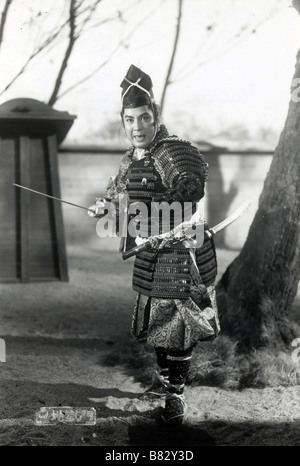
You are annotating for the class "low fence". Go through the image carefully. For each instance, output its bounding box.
[57,146,273,250]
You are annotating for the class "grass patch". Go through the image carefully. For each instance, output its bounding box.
[101,333,300,390]
[187,336,240,389]
[238,348,300,388]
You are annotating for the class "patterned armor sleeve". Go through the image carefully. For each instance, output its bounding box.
[104,150,133,203]
[151,139,209,203]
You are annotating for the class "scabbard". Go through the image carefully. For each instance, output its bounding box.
[121,200,250,260]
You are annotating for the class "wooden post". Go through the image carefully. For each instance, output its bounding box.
[19,136,30,283]
[46,134,68,281]
[0,98,76,283]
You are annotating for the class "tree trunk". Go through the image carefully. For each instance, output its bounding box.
[216,48,300,352]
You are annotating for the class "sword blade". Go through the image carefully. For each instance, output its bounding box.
[13,183,94,213]
[209,200,251,236]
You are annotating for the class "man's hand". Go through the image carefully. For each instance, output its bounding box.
[87,198,106,217]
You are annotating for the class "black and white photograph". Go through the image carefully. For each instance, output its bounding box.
[0,0,299,451]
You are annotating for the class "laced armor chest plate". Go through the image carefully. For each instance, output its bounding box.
[125,152,165,203]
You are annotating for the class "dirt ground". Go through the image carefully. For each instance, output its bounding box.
[0,237,300,448]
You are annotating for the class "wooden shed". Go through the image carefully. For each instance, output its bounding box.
[0,98,76,283]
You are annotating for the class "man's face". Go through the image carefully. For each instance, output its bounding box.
[123,106,156,149]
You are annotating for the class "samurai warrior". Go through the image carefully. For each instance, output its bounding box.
[88,65,220,427]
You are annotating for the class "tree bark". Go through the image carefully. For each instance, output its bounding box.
[216,48,300,352]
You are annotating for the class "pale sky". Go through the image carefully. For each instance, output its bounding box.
[0,0,299,148]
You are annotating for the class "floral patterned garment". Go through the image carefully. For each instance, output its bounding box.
[131,287,220,351]
[131,251,220,351]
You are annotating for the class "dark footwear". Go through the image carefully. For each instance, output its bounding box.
[139,371,170,401]
[161,392,186,427]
